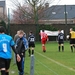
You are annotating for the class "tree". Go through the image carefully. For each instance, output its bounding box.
[9,0,51,24]
[12,5,34,24]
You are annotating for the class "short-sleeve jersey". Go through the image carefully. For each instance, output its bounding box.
[40,32,48,40]
[70,31,75,39]
[28,34,35,43]
[58,32,64,41]
[0,34,15,59]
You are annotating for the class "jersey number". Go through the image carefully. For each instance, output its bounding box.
[30,38,34,42]
[3,43,7,52]
[60,36,63,39]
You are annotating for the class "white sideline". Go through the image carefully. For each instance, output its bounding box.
[35,51,75,72]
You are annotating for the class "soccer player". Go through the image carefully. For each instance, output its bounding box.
[0,26,21,75]
[28,31,35,56]
[69,28,75,52]
[57,30,64,52]
[15,30,28,75]
[39,30,48,52]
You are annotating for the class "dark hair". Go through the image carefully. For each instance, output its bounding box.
[0,26,5,33]
[42,30,44,32]
[30,31,32,34]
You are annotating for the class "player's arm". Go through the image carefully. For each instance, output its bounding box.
[10,38,21,62]
[11,45,21,62]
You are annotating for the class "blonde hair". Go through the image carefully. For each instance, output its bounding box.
[18,30,24,35]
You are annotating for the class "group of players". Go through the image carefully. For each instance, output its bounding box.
[57,28,75,52]
[40,28,75,53]
[0,26,75,75]
[0,26,35,75]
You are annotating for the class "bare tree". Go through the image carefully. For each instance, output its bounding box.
[8,0,51,24]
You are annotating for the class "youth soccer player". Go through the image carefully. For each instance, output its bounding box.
[15,30,28,75]
[28,31,35,56]
[39,30,48,52]
[69,28,75,52]
[57,30,64,52]
[0,26,21,75]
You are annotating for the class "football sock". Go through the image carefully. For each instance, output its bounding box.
[73,45,75,48]
[1,70,6,75]
[32,50,34,54]
[71,46,73,52]
[42,46,46,51]
[58,46,60,52]
[28,49,31,56]
[62,46,64,52]
[6,72,9,75]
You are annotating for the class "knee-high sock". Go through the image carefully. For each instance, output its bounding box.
[42,45,46,51]
[71,46,73,52]
[32,50,34,54]
[1,70,6,75]
[28,49,31,55]
[62,46,64,51]
[6,72,9,75]
[58,46,60,52]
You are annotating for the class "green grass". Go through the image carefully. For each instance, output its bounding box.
[10,41,75,75]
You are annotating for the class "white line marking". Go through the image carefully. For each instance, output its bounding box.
[35,57,59,75]
[35,51,75,72]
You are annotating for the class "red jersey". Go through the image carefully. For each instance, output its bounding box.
[40,32,48,40]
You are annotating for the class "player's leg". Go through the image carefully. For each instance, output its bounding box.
[28,43,31,56]
[41,39,46,52]
[20,56,25,75]
[61,43,64,52]
[0,58,6,75]
[70,39,73,52]
[5,59,11,75]
[28,48,31,56]
[31,43,35,55]
[31,47,34,55]
[58,42,61,52]
[16,56,24,75]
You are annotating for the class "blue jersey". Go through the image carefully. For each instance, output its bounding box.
[0,34,15,59]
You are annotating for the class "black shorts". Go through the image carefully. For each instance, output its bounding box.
[58,41,64,44]
[70,39,75,44]
[0,58,11,70]
[29,42,35,47]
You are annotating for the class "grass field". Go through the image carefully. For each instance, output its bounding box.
[10,41,75,75]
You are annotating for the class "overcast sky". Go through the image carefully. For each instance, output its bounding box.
[6,0,75,15]
[6,0,75,9]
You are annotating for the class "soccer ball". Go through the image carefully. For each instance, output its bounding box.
[66,35,69,39]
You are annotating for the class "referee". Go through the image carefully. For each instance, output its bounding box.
[69,28,75,52]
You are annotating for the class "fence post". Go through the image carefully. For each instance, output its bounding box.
[30,55,34,75]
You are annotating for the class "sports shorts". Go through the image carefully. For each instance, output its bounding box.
[70,39,75,44]
[29,42,35,47]
[0,57,11,70]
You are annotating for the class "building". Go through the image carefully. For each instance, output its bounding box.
[39,5,75,24]
[0,0,6,19]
